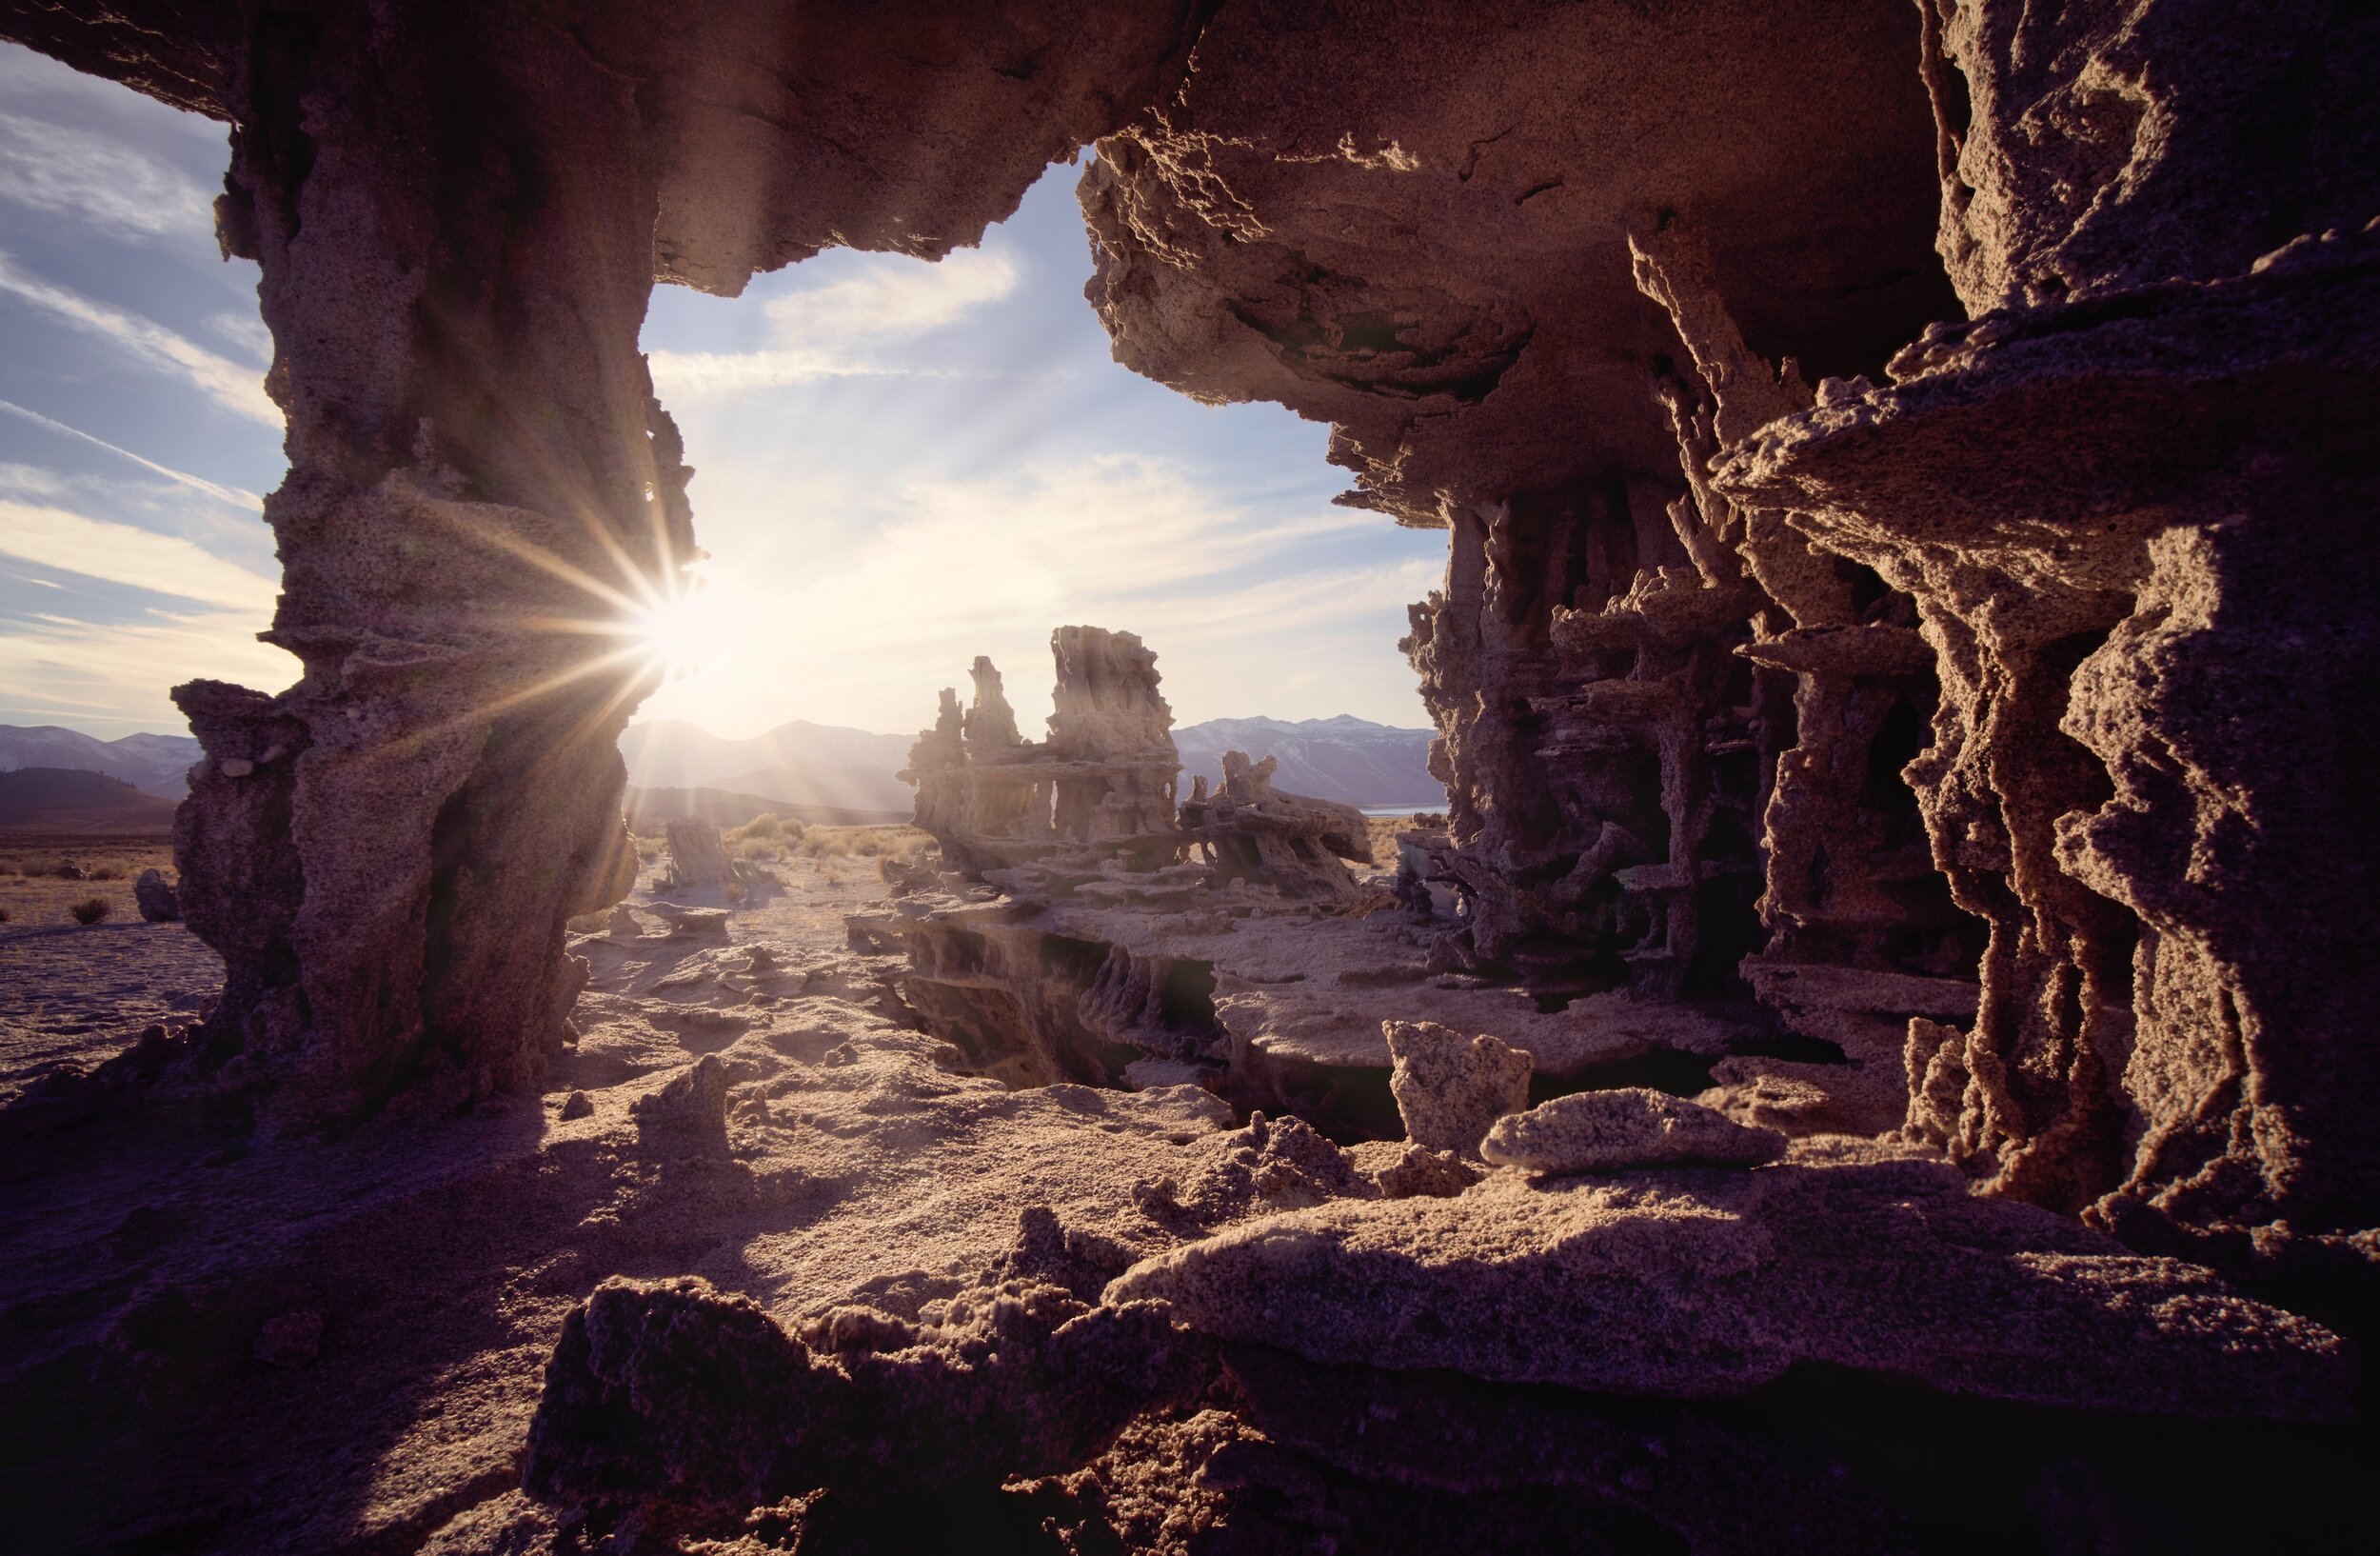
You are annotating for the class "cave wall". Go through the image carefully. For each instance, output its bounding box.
[1079,0,2380,1264]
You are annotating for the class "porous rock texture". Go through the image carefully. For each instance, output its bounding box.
[1078,0,2380,1274]
[1382,1018,1530,1157]
[663,820,735,889]
[1478,1087,1786,1174]
[1106,1152,2353,1418]
[6,0,2380,1550]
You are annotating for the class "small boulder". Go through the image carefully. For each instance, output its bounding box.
[1480,1087,1786,1174]
[134,868,180,923]
[559,1090,594,1121]
[662,907,732,939]
[664,819,735,887]
[631,1054,728,1155]
[1383,1019,1533,1157]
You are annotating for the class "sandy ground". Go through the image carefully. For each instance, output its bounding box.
[0,828,1258,1552]
[0,836,221,1106]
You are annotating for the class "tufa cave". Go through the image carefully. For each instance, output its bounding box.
[1,2,2376,1552]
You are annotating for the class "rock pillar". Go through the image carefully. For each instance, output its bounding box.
[174,5,684,1120]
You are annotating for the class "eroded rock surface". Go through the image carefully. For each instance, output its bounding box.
[1479,1087,1785,1174]
[1384,1019,1531,1157]
[4,0,2376,1550]
[1108,1161,2354,1419]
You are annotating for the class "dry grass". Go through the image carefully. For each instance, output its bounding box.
[712,815,930,867]
[69,897,111,925]
[1363,811,1443,867]
[720,813,808,861]
[803,823,932,863]
[0,837,173,930]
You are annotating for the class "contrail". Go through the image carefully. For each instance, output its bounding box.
[0,396,266,511]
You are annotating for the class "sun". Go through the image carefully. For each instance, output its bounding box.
[627,584,721,681]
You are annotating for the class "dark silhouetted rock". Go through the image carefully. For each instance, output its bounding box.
[133,868,179,923]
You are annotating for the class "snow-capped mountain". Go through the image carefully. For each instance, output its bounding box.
[0,725,204,798]
[1174,715,1440,808]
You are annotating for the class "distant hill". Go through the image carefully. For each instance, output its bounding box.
[0,767,181,833]
[619,720,911,813]
[0,725,203,798]
[619,712,1443,817]
[1175,715,1440,808]
[623,785,906,833]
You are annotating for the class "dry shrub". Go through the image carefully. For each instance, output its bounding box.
[0,905,12,925]
[800,824,929,863]
[86,865,124,882]
[724,813,805,862]
[69,897,111,925]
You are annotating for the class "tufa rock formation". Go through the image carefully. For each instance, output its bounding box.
[5,0,2377,1549]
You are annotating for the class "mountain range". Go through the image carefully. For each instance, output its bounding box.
[1172,715,1440,808]
[2,710,1445,823]
[620,712,1440,810]
[0,767,183,832]
[0,725,204,799]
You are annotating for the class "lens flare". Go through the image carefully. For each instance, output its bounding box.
[627,584,719,680]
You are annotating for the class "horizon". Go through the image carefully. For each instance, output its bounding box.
[0,704,1438,747]
[0,41,1448,744]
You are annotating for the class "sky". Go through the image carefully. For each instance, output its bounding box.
[0,40,1447,743]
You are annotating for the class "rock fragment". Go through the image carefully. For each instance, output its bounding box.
[1479,1088,1786,1174]
[665,819,734,888]
[1106,1165,2356,1419]
[1383,1020,1533,1157]
[631,1055,728,1156]
[132,868,179,923]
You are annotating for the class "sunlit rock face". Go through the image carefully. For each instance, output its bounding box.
[1080,0,2380,1266]
[1081,1,1983,1091]
[1720,0,2380,1250]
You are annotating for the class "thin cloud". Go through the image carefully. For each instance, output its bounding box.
[765,247,1019,342]
[648,247,1020,400]
[633,452,1443,735]
[0,498,278,611]
[0,399,265,509]
[207,309,274,365]
[0,108,214,242]
[0,605,294,731]
[0,252,280,426]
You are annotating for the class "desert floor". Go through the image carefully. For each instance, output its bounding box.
[0,826,1255,1551]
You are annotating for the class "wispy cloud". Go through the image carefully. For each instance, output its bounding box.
[0,108,215,242]
[0,45,224,139]
[206,309,273,364]
[0,252,279,426]
[0,498,278,611]
[634,452,1441,735]
[649,247,1020,400]
[0,399,265,509]
[0,606,294,731]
